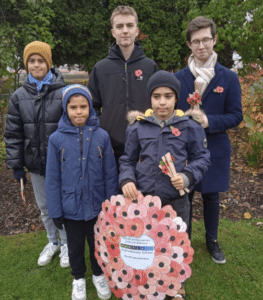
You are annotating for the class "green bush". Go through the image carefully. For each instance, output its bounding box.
[239,70,263,167]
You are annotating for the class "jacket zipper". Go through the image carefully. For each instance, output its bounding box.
[97,145,102,167]
[125,63,129,110]
[61,148,65,171]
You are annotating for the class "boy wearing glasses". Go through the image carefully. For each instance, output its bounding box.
[174,16,243,264]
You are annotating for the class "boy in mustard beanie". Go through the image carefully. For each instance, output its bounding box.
[4,41,70,268]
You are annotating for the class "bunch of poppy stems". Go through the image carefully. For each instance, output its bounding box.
[159,152,190,196]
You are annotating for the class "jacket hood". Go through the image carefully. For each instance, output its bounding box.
[23,67,66,94]
[127,109,186,125]
[59,86,99,132]
[107,40,145,63]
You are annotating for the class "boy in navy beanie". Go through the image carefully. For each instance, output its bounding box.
[119,71,210,300]
[45,84,118,300]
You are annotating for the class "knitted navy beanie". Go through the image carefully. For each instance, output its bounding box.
[62,84,92,112]
[147,70,181,100]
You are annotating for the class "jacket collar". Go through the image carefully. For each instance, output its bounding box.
[107,40,145,63]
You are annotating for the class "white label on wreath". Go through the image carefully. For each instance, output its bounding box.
[120,234,155,270]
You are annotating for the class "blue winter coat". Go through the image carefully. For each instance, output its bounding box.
[174,62,243,193]
[119,113,210,201]
[45,95,118,221]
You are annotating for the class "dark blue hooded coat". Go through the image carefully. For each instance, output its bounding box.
[45,91,118,221]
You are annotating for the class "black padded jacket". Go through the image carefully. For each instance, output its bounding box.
[4,68,66,175]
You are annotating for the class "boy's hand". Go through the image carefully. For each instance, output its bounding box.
[171,174,184,190]
[122,182,139,200]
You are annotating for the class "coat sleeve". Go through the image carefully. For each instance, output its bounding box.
[206,72,243,133]
[183,120,211,186]
[4,93,24,169]
[45,137,63,219]
[119,124,141,186]
[88,66,102,117]
[102,135,119,199]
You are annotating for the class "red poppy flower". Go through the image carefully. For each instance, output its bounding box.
[106,225,120,244]
[114,216,126,236]
[155,273,170,293]
[168,260,182,278]
[102,199,112,214]
[162,165,169,175]
[99,245,109,263]
[155,241,173,257]
[105,240,120,257]
[142,217,154,234]
[138,283,156,295]
[159,217,172,229]
[117,266,134,282]
[178,262,192,282]
[135,69,143,77]
[170,231,190,247]
[162,205,177,220]
[108,255,124,270]
[124,217,144,237]
[111,285,124,298]
[111,194,126,207]
[106,205,117,220]
[150,224,170,244]
[181,245,194,264]
[131,269,148,286]
[172,216,187,232]
[171,246,184,264]
[100,212,115,230]
[170,155,175,162]
[153,255,171,274]
[116,204,129,219]
[166,277,182,297]
[112,270,129,289]
[127,203,148,219]
[172,127,181,137]
[143,195,162,209]
[147,206,159,221]
[105,273,116,289]
[146,266,162,285]
[215,86,224,93]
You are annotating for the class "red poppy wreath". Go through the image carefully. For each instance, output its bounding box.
[94,192,194,300]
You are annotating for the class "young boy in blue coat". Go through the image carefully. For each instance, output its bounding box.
[119,71,210,300]
[45,84,118,300]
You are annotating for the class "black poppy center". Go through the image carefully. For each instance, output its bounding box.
[134,210,140,215]
[131,225,137,231]
[157,232,163,237]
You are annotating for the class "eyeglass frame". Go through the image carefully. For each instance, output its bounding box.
[189,37,214,47]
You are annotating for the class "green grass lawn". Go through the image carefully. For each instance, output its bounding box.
[0,219,262,300]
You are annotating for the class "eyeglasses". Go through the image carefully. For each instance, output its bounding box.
[190,37,214,47]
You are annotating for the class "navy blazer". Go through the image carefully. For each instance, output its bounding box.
[174,62,243,193]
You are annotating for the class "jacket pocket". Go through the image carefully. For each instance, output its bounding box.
[62,186,77,215]
[136,162,154,176]
[93,183,105,211]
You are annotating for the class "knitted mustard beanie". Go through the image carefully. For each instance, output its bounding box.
[147,70,181,100]
[23,41,52,70]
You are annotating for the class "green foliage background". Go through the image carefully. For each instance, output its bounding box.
[0,0,262,72]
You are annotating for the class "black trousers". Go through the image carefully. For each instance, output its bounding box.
[188,191,220,241]
[64,217,102,279]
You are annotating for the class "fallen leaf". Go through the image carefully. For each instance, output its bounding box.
[244,212,252,219]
